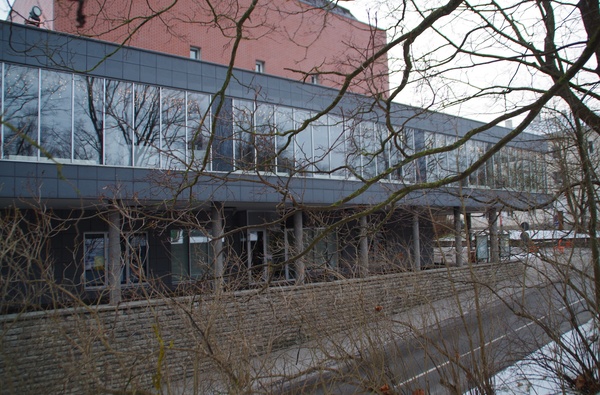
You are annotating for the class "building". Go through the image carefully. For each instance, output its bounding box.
[0,9,549,311]
[9,0,389,96]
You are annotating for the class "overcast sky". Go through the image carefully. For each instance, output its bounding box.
[0,0,11,19]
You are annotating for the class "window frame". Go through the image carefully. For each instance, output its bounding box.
[190,47,201,60]
[82,231,149,289]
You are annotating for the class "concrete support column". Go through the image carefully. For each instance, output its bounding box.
[108,209,122,306]
[454,207,463,267]
[488,208,500,264]
[413,211,421,270]
[294,210,305,284]
[212,203,224,291]
[359,214,369,277]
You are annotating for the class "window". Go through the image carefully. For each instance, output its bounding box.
[255,60,265,73]
[83,232,149,288]
[305,228,338,269]
[170,230,212,282]
[190,47,200,60]
[310,74,319,85]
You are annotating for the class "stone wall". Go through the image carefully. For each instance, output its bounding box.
[0,262,524,394]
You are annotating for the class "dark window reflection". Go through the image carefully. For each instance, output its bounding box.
[134,84,160,168]
[212,96,234,172]
[104,80,132,166]
[40,70,72,160]
[74,76,103,164]
[3,65,38,158]
[275,106,294,174]
[162,89,186,169]
[187,92,211,169]
[255,103,275,172]
[234,100,254,170]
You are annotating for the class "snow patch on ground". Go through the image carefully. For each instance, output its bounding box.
[491,320,598,395]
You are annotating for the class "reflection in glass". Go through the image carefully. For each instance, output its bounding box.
[313,116,330,174]
[294,110,313,175]
[104,80,132,166]
[74,76,103,163]
[134,84,160,168]
[234,100,254,170]
[212,97,234,172]
[361,122,378,178]
[329,116,345,177]
[187,92,211,169]
[376,124,389,178]
[161,89,186,169]
[84,233,107,287]
[255,103,276,172]
[3,65,38,158]
[40,70,72,160]
[123,233,148,284]
[346,118,361,178]
[425,132,436,182]
[275,106,294,174]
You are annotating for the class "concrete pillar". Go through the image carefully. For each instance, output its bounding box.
[108,209,122,306]
[212,203,224,290]
[359,214,369,277]
[488,208,500,263]
[294,210,305,284]
[454,207,463,267]
[413,211,421,270]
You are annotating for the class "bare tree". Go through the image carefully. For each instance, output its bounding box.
[1,0,600,393]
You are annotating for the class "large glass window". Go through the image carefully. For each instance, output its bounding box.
[255,103,276,172]
[83,232,149,288]
[361,122,378,178]
[313,116,330,174]
[83,233,107,287]
[3,65,38,158]
[424,132,436,182]
[294,110,313,175]
[40,70,72,160]
[211,97,234,172]
[305,228,338,270]
[74,76,103,164]
[329,115,345,177]
[376,123,389,178]
[170,229,212,282]
[161,88,186,169]
[234,99,254,170]
[187,92,211,169]
[275,106,294,174]
[268,228,292,282]
[133,84,160,168]
[123,233,149,284]
[346,118,362,178]
[104,81,133,166]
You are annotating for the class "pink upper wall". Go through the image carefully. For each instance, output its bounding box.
[15,0,388,96]
[9,0,54,29]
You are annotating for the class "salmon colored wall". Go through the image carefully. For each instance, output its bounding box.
[49,0,388,95]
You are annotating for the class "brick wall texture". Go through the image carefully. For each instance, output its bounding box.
[46,0,389,95]
[0,263,524,394]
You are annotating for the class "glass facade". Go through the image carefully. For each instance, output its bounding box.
[0,63,547,192]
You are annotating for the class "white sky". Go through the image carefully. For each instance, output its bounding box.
[0,0,12,19]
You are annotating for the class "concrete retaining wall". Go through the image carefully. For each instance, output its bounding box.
[0,262,524,394]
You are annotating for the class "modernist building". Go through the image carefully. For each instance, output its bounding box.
[0,15,549,310]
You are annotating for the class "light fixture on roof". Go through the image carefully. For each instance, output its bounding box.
[26,6,42,27]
